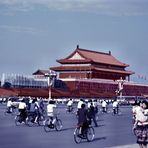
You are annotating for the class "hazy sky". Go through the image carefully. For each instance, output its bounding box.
[0,0,148,83]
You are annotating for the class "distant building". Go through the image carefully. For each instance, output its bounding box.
[1,73,48,88]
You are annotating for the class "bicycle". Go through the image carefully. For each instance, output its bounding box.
[4,106,17,116]
[15,113,27,126]
[74,125,95,143]
[43,113,62,132]
[26,111,45,126]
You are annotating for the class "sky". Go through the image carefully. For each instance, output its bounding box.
[0,0,148,83]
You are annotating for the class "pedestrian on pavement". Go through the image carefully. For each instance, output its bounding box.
[112,99,119,114]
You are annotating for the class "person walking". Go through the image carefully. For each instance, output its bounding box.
[112,99,119,115]
[101,100,107,113]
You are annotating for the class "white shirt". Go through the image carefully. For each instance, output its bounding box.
[7,100,12,107]
[67,100,73,106]
[18,102,26,109]
[77,100,84,109]
[134,106,147,123]
[113,101,118,108]
[102,101,107,107]
[47,104,56,116]
[35,101,39,110]
[87,102,92,109]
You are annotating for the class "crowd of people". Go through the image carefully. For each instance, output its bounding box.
[5,98,140,142]
[6,97,45,123]
[4,97,148,147]
[6,97,121,124]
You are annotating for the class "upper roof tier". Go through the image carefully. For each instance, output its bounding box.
[57,46,129,67]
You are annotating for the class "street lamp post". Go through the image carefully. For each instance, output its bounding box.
[45,71,57,102]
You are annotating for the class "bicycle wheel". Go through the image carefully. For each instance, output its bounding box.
[15,115,22,126]
[74,127,82,144]
[37,115,45,126]
[55,119,62,131]
[86,127,95,142]
[26,116,34,127]
[43,119,52,132]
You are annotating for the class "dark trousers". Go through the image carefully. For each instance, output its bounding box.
[19,109,27,121]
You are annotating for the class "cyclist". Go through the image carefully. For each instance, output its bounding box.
[18,99,27,122]
[47,100,57,125]
[28,98,39,123]
[77,103,90,138]
[67,99,73,112]
[39,98,45,114]
[6,98,13,113]
[77,99,85,111]
[76,99,85,117]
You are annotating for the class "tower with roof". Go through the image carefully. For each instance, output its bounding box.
[50,45,134,81]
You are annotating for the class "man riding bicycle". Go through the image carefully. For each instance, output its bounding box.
[28,98,39,123]
[47,100,57,126]
[77,103,90,138]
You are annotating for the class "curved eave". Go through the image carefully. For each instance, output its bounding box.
[91,60,129,67]
[50,66,134,75]
[93,67,134,75]
[56,59,92,64]
[56,59,128,68]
